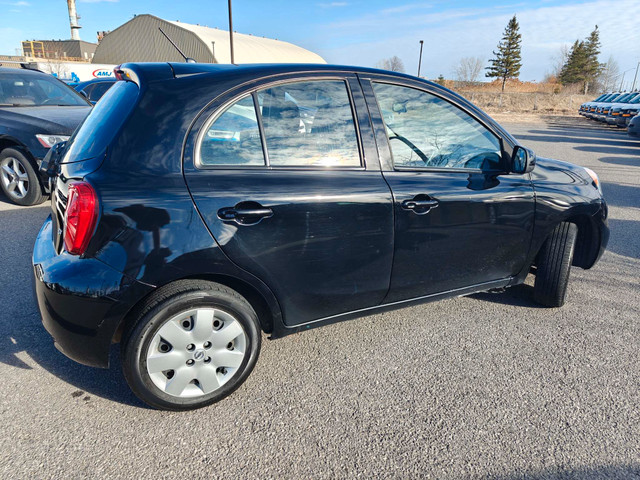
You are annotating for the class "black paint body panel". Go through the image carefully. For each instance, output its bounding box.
[31,63,609,368]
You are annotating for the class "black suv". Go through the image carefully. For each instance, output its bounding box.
[0,66,91,205]
[33,63,608,410]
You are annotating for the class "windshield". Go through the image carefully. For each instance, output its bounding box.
[608,93,625,102]
[614,93,634,103]
[0,71,88,106]
[626,93,640,104]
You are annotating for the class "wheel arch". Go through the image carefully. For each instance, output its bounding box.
[0,139,47,199]
[112,274,280,345]
[532,214,600,269]
[0,136,31,158]
[565,213,600,269]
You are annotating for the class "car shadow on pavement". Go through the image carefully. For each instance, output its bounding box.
[606,219,640,260]
[598,156,639,168]
[470,283,545,308]
[602,182,639,209]
[574,145,640,156]
[0,201,147,408]
[1,318,146,408]
[515,132,635,149]
[483,464,640,480]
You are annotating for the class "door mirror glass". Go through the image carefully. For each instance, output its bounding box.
[512,146,536,174]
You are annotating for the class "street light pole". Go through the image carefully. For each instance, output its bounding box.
[632,61,640,91]
[417,40,424,78]
[228,0,235,64]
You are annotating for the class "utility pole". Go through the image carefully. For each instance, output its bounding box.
[632,61,640,91]
[228,0,235,64]
[619,72,625,91]
[417,40,424,78]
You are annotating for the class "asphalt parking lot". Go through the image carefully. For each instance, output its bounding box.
[1,116,638,479]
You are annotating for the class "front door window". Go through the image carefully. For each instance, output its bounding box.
[372,82,502,171]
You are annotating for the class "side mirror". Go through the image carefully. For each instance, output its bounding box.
[79,89,88,98]
[512,145,536,174]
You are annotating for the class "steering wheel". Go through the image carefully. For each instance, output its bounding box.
[388,134,430,164]
[42,96,65,105]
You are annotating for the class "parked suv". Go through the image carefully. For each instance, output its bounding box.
[579,93,609,115]
[581,92,619,118]
[620,96,640,127]
[33,63,609,410]
[598,91,639,123]
[0,66,91,205]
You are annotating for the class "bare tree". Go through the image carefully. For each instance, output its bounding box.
[39,60,69,79]
[376,56,405,73]
[597,56,620,92]
[454,57,484,84]
[550,44,570,78]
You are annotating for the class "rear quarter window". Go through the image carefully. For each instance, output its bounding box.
[62,81,139,163]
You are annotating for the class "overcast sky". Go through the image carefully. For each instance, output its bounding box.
[1,0,638,86]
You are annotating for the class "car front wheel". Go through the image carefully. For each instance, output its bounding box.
[0,148,46,206]
[122,280,261,410]
[533,222,578,307]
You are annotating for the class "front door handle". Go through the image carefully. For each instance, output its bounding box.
[218,201,273,225]
[401,196,439,215]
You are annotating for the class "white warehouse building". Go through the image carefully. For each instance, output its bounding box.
[92,14,326,65]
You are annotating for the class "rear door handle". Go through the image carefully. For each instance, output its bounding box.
[218,202,273,225]
[401,196,439,215]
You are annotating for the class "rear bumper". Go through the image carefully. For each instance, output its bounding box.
[33,216,154,368]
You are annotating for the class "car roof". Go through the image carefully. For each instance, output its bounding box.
[167,62,425,82]
[121,62,448,99]
[0,66,47,75]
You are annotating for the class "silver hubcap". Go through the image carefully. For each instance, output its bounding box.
[145,308,247,398]
[0,157,29,200]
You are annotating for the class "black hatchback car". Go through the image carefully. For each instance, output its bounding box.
[33,63,608,410]
[0,66,91,205]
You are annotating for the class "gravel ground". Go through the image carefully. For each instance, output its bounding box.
[0,116,638,479]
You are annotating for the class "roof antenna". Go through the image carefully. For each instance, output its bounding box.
[158,28,196,63]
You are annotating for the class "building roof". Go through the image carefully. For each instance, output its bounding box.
[168,20,326,64]
[92,14,325,65]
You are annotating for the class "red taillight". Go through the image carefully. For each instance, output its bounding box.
[64,182,98,255]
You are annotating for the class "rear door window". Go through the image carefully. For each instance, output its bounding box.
[257,80,361,167]
[198,95,264,166]
[196,79,362,169]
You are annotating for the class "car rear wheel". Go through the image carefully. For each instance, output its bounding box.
[122,280,261,410]
[0,148,46,206]
[533,222,578,307]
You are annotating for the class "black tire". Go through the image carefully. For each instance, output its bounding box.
[0,148,46,206]
[533,222,578,307]
[122,280,261,411]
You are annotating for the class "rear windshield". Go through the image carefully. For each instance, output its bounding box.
[0,71,87,106]
[62,81,139,163]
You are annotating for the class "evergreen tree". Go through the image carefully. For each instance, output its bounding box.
[486,15,522,92]
[558,26,603,93]
[582,25,603,92]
